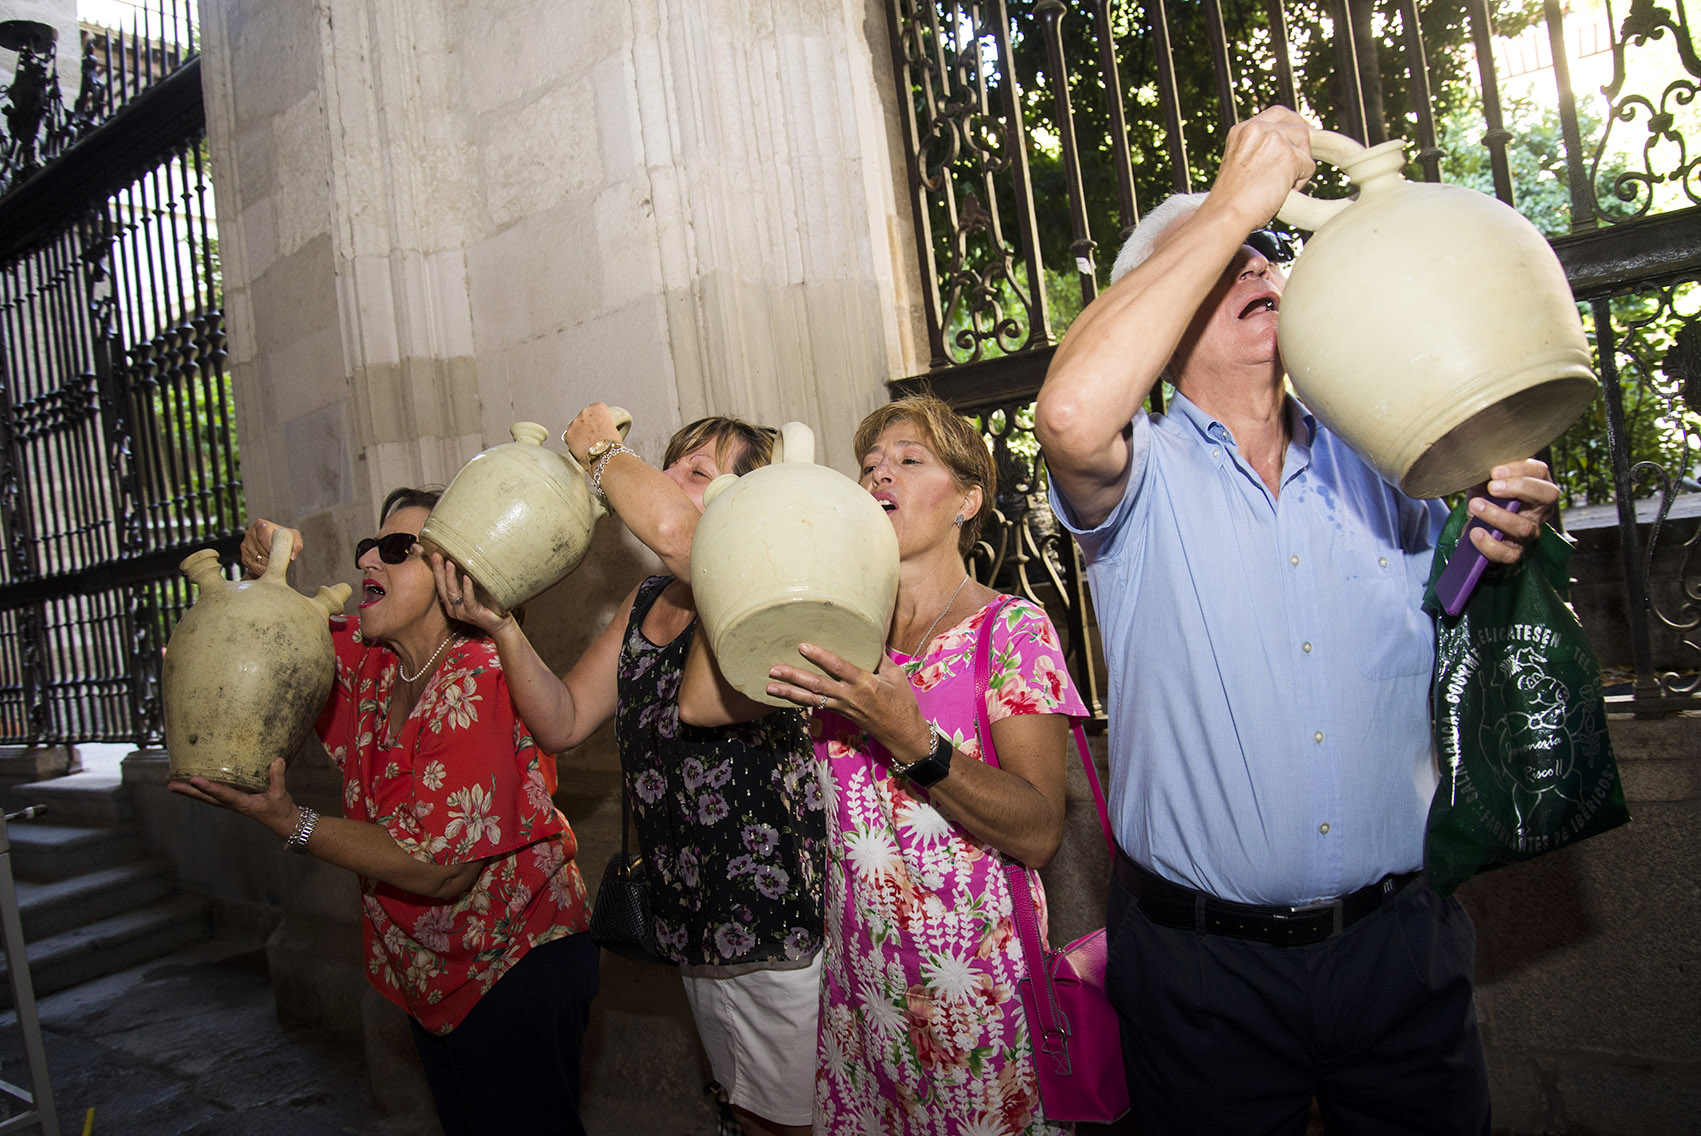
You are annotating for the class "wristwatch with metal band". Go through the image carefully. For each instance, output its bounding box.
[898,722,953,787]
[585,436,623,462]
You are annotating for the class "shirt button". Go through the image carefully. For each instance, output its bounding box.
[1378,556,1389,568]
[1319,822,1331,835]
[1290,554,1300,566]
[1302,641,1312,653]
[1314,731,1324,743]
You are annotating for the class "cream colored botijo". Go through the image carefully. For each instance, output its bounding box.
[691,421,901,707]
[1276,129,1598,499]
[163,527,353,791]
[420,412,631,614]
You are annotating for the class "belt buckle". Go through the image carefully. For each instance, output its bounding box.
[1269,901,1341,946]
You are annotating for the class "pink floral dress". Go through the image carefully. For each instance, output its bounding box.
[315,619,591,1035]
[813,597,1086,1136]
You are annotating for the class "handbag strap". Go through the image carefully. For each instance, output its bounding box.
[972,596,1112,851]
[972,594,1107,1054]
[618,778,634,861]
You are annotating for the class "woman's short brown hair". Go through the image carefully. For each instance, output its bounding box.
[853,394,996,558]
[663,416,775,477]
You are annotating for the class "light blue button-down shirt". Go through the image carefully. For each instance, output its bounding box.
[1050,392,1447,906]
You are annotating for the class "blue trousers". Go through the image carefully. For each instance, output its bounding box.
[1105,869,1490,1135]
[409,931,600,1136]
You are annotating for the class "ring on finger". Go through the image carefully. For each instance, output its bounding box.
[450,597,464,607]
[817,692,828,711]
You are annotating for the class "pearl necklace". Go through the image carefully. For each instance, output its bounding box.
[896,574,970,657]
[397,633,454,684]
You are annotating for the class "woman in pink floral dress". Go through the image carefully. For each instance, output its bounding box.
[763,396,1088,1136]
[170,488,595,1136]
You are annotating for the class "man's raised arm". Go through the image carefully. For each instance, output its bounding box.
[1035,108,1314,527]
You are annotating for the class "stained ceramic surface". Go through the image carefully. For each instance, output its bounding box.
[1277,129,1598,499]
[419,413,630,613]
[691,421,901,706]
[163,527,353,791]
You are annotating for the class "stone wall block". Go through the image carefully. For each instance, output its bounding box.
[467,204,604,357]
[237,193,279,285]
[272,92,336,261]
[1468,810,1698,1060]
[360,990,443,1133]
[422,247,479,361]
[593,178,663,314]
[266,914,365,1037]
[498,302,678,438]
[592,54,644,186]
[341,255,405,367]
[226,0,325,130]
[280,402,356,516]
[251,235,346,429]
[1465,714,1701,1132]
[456,0,626,117]
[478,76,606,231]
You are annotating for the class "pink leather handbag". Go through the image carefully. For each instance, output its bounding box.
[974,596,1130,1124]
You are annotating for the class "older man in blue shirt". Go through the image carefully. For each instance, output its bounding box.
[1034,106,1561,1134]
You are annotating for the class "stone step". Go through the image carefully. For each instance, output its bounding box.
[4,821,141,882]
[0,893,213,1007]
[12,857,177,942]
[11,770,131,828]
[0,746,76,806]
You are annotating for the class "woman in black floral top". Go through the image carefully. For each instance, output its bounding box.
[436,406,824,1136]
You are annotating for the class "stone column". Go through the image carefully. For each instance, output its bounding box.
[197,0,916,1125]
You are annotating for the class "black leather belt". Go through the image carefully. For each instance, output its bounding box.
[1114,851,1420,947]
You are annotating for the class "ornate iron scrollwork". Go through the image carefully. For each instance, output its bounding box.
[1595,0,1701,217]
[0,20,66,195]
[890,0,1051,367]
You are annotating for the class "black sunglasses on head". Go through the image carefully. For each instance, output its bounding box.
[1246,228,1300,264]
[354,532,419,568]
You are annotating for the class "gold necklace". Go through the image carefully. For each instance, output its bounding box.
[897,574,970,657]
[397,633,454,683]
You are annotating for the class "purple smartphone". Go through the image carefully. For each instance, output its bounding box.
[1433,495,1521,617]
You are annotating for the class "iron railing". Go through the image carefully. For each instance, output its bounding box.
[886,0,1701,714]
[0,2,234,746]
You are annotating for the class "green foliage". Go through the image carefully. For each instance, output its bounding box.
[1435,89,1644,235]
[1003,0,1546,337]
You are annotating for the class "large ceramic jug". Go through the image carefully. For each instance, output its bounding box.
[1275,129,1598,499]
[163,528,353,791]
[691,421,900,706]
[420,411,631,614]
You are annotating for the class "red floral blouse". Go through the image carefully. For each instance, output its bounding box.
[315,619,590,1035]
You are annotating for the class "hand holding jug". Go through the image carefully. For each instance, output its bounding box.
[420,410,632,615]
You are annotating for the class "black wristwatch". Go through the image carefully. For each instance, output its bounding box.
[898,723,953,787]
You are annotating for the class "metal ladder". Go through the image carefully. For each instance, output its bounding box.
[0,807,59,1135]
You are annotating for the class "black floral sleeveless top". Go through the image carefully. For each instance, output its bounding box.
[615,576,824,969]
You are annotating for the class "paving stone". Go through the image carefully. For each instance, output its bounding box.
[0,943,400,1136]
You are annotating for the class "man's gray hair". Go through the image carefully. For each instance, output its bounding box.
[1109,192,1209,284]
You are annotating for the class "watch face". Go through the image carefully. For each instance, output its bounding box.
[588,439,614,459]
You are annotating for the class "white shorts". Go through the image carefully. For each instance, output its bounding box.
[679,953,822,1126]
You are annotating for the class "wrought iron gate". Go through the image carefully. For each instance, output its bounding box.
[0,4,239,747]
[885,0,1701,715]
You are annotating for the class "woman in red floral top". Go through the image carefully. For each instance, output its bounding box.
[169,488,595,1136]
